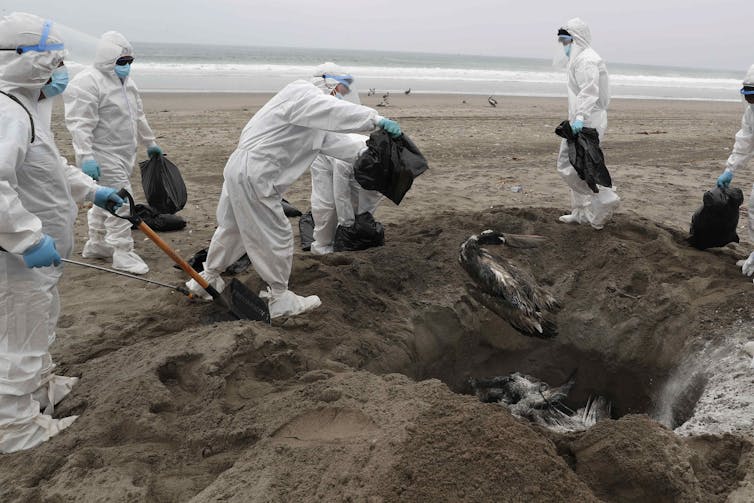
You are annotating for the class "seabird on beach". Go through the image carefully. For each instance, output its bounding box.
[459,229,559,338]
[488,96,498,107]
[404,88,411,95]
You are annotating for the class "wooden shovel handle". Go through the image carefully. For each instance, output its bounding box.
[137,221,209,289]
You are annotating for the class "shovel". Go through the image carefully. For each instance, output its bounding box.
[107,189,270,323]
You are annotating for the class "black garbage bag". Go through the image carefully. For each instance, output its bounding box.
[688,186,744,250]
[132,204,187,232]
[333,212,385,252]
[555,120,612,193]
[282,198,302,218]
[139,154,188,214]
[354,130,429,205]
[299,210,315,251]
[176,248,251,275]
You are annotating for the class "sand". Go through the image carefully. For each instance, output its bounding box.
[1,92,754,502]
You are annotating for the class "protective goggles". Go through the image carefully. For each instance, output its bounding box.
[558,35,573,45]
[0,19,64,54]
[116,56,134,65]
[322,73,353,89]
[740,86,754,96]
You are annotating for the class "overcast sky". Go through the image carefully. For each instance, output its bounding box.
[3,0,750,71]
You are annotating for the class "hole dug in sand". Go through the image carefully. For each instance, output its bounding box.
[384,209,748,431]
[409,303,704,428]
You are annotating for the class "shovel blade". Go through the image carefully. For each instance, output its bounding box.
[219,278,270,323]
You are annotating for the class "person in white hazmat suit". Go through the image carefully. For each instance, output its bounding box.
[555,18,620,230]
[308,63,383,254]
[715,64,754,280]
[0,12,124,453]
[186,64,402,318]
[64,31,162,275]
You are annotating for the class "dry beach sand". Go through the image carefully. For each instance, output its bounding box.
[1,92,754,501]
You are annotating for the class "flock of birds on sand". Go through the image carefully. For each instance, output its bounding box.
[365,88,499,107]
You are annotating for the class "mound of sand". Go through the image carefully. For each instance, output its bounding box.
[1,206,752,502]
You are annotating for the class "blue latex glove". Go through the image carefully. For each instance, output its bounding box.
[94,187,125,212]
[717,171,733,188]
[147,144,163,158]
[23,234,61,268]
[378,118,402,137]
[571,119,584,135]
[81,159,100,180]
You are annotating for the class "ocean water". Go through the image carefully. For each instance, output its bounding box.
[127,42,744,102]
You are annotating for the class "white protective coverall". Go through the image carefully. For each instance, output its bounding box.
[64,31,157,274]
[310,134,383,254]
[556,17,620,230]
[187,78,385,318]
[0,12,100,452]
[722,65,754,276]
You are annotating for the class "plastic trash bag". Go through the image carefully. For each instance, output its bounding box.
[555,120,612,193]
[132,204,186,232]
[177,248,251,275]
[299,210,315,251]
[139,154,188,214]
[688,186,743,250]
[333,212,385,252]
[282,198,302,218]
[354,130,429,205]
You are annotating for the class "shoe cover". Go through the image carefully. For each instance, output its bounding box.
[81,240,113,259]
[32,375,78,415]
[185,271,225,301]
[558,213,581,224]
[0,414,78,453]
[310,242,334,255]
[559,207,590,225]
[740,252,754,277]
[586,188,620,229]
[112,250,149,275]
[268,290,322,319]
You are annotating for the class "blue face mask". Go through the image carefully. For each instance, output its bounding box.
[564,44,572,57]
[41,66,69,98]
[114,64,131,79]
[333,91,344,100]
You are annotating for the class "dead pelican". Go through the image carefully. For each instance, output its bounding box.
[469,372,611,432]
[459,230,559,337]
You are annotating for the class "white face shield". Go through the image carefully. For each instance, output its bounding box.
[552,34,572,69]
[310,62,359,100]
[57,25,122,77]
